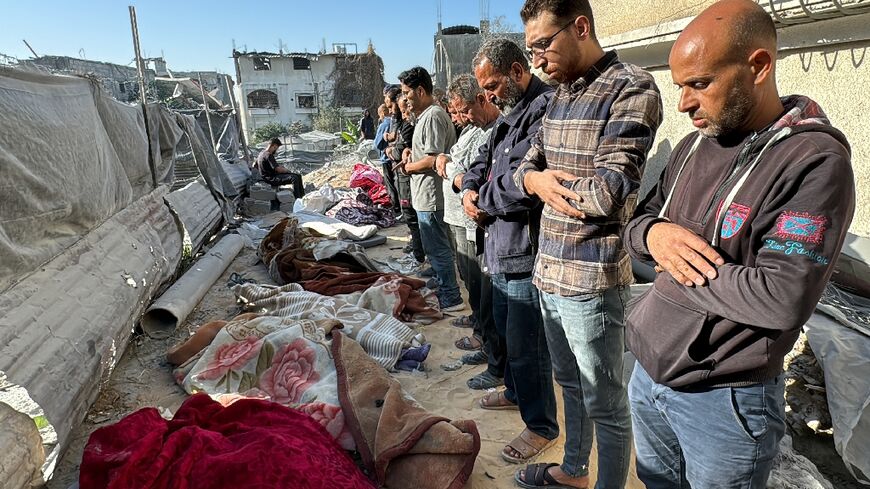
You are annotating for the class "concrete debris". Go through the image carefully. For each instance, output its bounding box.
[249,186,276,202]
[241,198,271,217]
[276,189,294,203]
[784,332,832,435]
[0,403,45,489]
[440,360,464,372]
[768,435,833,489]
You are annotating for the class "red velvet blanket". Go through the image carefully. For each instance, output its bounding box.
[80,393,374,489]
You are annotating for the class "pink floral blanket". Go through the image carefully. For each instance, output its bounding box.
[175,313,356,450]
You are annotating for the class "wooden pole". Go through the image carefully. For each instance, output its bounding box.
[22,39,39,58]
[198,72,217,153]
[129,6,158,188]
[224,74,251,167]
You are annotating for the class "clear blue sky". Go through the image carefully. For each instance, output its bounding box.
[1,0,527,82]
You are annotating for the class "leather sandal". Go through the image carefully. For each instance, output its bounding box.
[501,428,556,464]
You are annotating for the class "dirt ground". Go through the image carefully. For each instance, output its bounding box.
[47,219,644,489]
[47,203,858,489]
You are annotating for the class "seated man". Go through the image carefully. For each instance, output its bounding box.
[256,138,304,198]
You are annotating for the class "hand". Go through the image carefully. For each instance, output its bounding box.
[401,148,412,165]
[523,170,585,218]
[647,222,725,287]
[384,132,396,142]
[462,191,488,223]
[435,154,450,179]
[453,173,465,190]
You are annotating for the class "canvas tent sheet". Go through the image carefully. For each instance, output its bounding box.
[806,288,870,484]
[0,68,135,293]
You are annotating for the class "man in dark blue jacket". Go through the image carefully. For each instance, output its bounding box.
[460,37,559,465]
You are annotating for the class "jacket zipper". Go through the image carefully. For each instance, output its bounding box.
[700,132,761,226]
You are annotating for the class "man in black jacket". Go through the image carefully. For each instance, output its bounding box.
[623,1,855,487]
[256,138,304,198]
[461,37,559,465]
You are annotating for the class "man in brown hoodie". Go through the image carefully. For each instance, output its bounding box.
[622,0,855,487]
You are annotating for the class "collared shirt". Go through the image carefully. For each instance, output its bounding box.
[443,123,493,232]
[513,50,663,296]
[410,104,457,211]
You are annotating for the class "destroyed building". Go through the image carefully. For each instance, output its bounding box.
[432,20,525,90]
[25,55,156,103]
[233,45,386,140]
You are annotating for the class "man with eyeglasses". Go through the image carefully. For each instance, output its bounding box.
[512,1,663,488]
[460,37,560,467]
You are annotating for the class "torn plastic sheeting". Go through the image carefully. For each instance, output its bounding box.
[92,88,152,199]
[148,103,186,187]
[174,113,236,214]
[140,233,245,339]
[804,310,870,484]
[0,67,134,293]
[165,179,223,254]
[0,187,182,481]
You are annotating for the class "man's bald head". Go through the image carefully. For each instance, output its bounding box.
[669,0,783,137]
[679,0,776,64]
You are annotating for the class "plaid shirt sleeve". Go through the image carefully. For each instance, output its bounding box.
[513,124,546,198]
[565,77,662,217]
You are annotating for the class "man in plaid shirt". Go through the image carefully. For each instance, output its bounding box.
[512,1,663,488]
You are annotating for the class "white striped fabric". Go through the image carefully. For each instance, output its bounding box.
[233,283,419,370]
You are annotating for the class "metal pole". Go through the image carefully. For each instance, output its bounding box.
[129,5,158,188]
[198,72,217,153]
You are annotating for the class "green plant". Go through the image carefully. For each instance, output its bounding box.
[252,122,288,143]
[340,120,359,145]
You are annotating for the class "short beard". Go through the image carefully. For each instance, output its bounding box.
[695,82,754,138]
[494,78,524,115]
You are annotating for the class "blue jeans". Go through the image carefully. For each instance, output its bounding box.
[416,210,461,305]
[539,287,632,488]
[629,363,786,489]
[492,272,558,440]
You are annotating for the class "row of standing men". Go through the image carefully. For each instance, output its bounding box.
[374,1,855,488]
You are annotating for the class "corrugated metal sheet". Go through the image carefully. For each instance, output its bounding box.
[165,178,223,252]
[0,187,182,477]
[221,161,251,196]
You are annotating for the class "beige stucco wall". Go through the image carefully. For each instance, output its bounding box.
[592,0,715,39]
[614,13,870,237]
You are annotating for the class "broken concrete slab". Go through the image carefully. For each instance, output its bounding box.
[768,435,833,489]
[0,402,45,489]
[249,188,276,201]
[242,198,272,216]
[276,190,294,203]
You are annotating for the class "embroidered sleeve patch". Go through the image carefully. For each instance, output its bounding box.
[721,203,751,240]
[774,212,828,244]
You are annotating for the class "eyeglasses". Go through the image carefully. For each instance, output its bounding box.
[526,19,575,58]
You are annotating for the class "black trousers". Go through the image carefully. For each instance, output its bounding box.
[266,173,305,198]
[381,161,400,211]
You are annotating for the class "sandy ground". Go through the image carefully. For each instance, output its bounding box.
[47,217,645,489]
